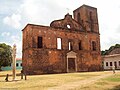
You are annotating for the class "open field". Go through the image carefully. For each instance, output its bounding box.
[71,72,120,90]
[0,70,120,90]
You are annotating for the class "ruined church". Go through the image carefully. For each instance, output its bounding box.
[22,5,101,75]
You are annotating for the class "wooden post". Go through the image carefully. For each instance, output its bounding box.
[67,58,68,73]
[25,73,27,80]
[12,44,16,80]
[5,74,9,82]
[21,70,23,79]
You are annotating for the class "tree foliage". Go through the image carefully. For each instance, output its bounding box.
[101,44,120,55]
[0,43,12,70]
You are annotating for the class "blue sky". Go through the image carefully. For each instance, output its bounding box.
[0,0,120,57]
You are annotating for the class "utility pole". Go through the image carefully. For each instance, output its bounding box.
[12,44,16,80]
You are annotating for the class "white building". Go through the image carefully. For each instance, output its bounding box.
[1,58,22,71]
[103,54,120,70]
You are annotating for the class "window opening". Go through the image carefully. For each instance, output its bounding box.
[92,41,96,51]
[67,24,71,29]
[57,38,62,49]
[38,37,43,48]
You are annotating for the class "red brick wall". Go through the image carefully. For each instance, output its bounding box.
[73,5,99,33]
[22,5,101,75]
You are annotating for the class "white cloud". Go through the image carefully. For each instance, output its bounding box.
[1,32,10,37]
[18,0,120,51]
[3,14,21,29]
[0,34,22,58]
[1,0,120,53]
[19,0,67,25]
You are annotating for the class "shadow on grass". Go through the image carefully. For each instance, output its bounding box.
[0,73,21,77]
[0,79,22,82]
[111,85,120,90]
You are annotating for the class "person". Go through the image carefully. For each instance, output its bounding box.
[112,65,115,74]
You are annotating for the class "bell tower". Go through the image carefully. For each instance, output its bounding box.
[73,5,99,33]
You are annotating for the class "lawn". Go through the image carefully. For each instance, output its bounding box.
[0,70,120,90]
[72,72,120,90]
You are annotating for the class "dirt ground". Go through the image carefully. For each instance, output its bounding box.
[48,71,118,90]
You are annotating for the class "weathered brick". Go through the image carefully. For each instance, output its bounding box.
[22,5,101,75]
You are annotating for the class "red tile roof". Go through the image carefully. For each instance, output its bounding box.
[16,58,22,61]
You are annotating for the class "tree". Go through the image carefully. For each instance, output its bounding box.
[0,43,12,71]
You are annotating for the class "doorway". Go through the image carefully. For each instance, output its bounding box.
[67,51,77,72]
[68,58,76,72]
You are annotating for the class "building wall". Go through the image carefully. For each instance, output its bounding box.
[73,5,99,33]
[103,55,120,70]
[22,5,101,75]
[1,60,22,71]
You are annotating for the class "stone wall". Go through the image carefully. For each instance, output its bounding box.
[22,4,101,75]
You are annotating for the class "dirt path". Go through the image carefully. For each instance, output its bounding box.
[48,72,114,90]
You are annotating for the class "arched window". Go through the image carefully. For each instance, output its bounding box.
[92,41,96,51]
[79,41,82,50]
[38,36,43,48]
[69,42,71,50]
[89,12,94,32]
[89,12,92,21]
[77,13,81,24]
[67,24,71,29]
[68,41,73,50]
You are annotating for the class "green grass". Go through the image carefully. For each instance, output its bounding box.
[75,73,120,90]
[103,74,120,82]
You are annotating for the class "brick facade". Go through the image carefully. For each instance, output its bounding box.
[22,5,101,75]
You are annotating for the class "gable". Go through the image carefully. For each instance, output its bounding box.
[50,13,83,31]
[108,48,120,55]
[67,51,77,58]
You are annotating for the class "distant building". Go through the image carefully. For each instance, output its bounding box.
[103,54,120,70]
[103,48,120,70]
[22,4,101,75]
[1,58,22,71]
